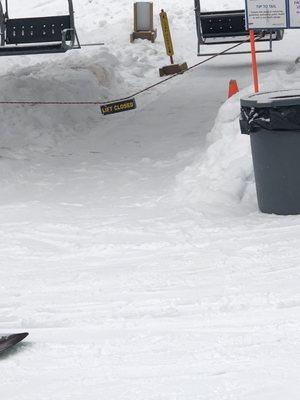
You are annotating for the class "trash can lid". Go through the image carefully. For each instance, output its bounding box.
[241,89,300,108]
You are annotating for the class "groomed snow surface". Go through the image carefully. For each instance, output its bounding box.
[1,1,300,399]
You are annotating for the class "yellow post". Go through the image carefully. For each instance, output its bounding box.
[160,9,174,64]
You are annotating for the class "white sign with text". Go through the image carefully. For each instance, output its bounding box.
[289,0,300,27]
[246,0,288,28]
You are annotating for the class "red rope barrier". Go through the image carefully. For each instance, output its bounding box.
[0,35,262,107]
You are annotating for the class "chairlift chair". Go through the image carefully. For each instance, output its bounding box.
[0,0,80,56]
[194,0,284,56]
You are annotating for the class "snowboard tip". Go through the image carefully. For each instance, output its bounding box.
[0,332,29,354]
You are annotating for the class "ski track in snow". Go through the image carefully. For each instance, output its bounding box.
[0,1,299,399]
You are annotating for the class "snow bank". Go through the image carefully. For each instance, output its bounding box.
[175,93,255,212]
[200,0,245,11]
[175,63,300,213]
[0,49,122,156]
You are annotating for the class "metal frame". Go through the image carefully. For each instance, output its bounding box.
[0,0,81,56]
[0,1,5,46]
[194,0,283,56]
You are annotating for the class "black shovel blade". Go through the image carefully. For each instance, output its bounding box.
[0,333,29,354]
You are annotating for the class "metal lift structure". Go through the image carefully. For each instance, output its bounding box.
[194,0,284,56]
[0,0,80,56]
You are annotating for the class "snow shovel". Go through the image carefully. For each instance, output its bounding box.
[0,333,29,354]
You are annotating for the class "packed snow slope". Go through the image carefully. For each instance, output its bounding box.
[1,1,300,400]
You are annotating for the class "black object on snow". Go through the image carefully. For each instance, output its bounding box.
[240,90,300,215]
[0,333,29,354]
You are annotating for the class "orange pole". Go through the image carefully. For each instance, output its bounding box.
[249,29,259,93]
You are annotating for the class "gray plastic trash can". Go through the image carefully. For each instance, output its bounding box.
[240,89,300,215]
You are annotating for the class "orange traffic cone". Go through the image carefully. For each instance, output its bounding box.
[228,80,239,99]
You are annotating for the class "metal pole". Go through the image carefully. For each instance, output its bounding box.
[68,0,75,30]
[66,0,77,49]
[0,1,5,46]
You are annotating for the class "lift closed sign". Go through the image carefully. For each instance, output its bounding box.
[101,98,137,116]
[246,0,288,29]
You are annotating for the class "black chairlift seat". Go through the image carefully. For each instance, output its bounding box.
[0,0,80,56]
[194,0,284,56]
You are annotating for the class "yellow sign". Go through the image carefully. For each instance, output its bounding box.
[101,98,136,116]
[160,10,174,57]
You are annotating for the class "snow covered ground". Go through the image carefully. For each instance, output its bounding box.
[1,1,300,399]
